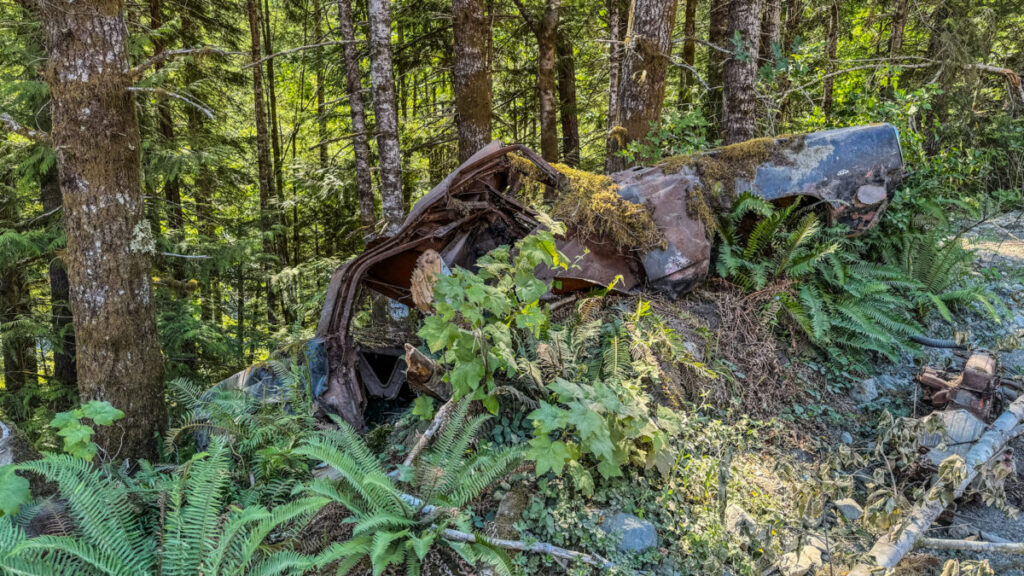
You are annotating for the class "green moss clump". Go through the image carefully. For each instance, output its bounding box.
[508,153,666,253]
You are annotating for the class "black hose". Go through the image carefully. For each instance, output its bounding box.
[909,334,966,349]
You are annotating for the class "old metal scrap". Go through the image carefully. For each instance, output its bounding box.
[310,124,906,429]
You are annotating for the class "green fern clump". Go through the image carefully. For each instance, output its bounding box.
[881,230,1000,323]
[297,400,521,576]
[715,194,923,360]
[0,438,326,576]
[165,362,318,504]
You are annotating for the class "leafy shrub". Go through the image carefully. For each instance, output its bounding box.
[418,221,568,413]
[297,400,521,575]
[525,298,710,491]
[48,400,124,461]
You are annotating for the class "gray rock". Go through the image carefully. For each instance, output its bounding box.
[850,377,878,403]
[725,504,757,538]
[840,431,853,445]
[778,546,822,576]
[683,341,704,362]
[834,498,863,521]
[1002,348,1024,374]
[600,512,658,553]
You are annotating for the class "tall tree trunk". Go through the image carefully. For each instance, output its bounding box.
[705,0,729,137]
[677,0,698,107]
[261,0,289,271]
[606,0,678,172]
[337,0,376,234]
[248,0,278,326]
[605,0,621,172]
[316,0,329,170]
[556,34,580,166]
[782,0,801,55]
[36,0,166,460]
[149,0,182,232]
[535,0,560,163]
[822,0,839,121]
[41,165,77,400]
[759,0,781,64]
[721,0,762,144]
[888,0,907,58]
[452,0,493,162]
[0,192,38,419]
[367,0,404,234]
[923,2,952,156]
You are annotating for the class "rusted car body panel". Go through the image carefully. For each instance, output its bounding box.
[304,124,906,427]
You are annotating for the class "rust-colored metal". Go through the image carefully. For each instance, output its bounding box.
[917,352,999,421]
[316,125,906,428]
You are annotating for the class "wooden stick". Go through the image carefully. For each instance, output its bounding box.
[917,537,1024,554]
[401,398,456,468]
[441,528,615,568]
[849,395,1024,575]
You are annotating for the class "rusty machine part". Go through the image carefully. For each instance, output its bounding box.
[918,352,1000,421]
[312,124,905,429]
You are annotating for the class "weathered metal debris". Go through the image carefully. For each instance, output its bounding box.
[221,124,907,429]
[917,351,1022,421]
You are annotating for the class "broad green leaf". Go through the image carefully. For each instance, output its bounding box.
[527,436,573,476]
[0,466,31,516]
[412,397,435,421]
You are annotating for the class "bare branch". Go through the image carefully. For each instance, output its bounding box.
[0,112,51,145]
[241,41,353,70]
[131,46,238,79]
[126,87,214,119]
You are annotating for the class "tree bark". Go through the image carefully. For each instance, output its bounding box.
[41,165,77,398]
[888,0,907,59]
[452,0,493,163]
[149,0,182,232]
[678,0,699,106]
[782,0,801,54]
[721,0,762,144]
[247,0,278,327]
[759,0,781,64]
[315,0,329,171]
[337,0,377,234]
[537,0,560,163]
[367,0,405,234]
[604,0,621,171]
[705,0,729,137]
[606,0,679,172]
[0,199,38,419]
[261,0,289,271]
[822,0,839,121]
[556,33,580,167]
[35,0,166,460]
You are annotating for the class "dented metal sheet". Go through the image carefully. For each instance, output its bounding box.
[310,124,906,428]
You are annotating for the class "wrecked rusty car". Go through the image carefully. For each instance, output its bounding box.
[305,123,906,428]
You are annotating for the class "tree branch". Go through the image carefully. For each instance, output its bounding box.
[0,113,51,145]
[131,46,238,79]
[917,537,1024,554]
[241,41,353,70]
[126,87,214,119]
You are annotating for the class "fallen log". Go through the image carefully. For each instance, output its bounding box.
[849,395,1024,575]
[917,537,1024,554]
[441,528,615,569]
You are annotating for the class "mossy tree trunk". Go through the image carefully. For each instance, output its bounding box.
[760,0,781,65]
[35,0,166,460]
[41,165,77,402]
[453,0,493,163]
[705,0,729,136]
[677,0,699,107]
[606,0,678,172]
[604,0,621,172]
[556,33,580,167]
[722,0,762,144]
[337,0,377,234]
